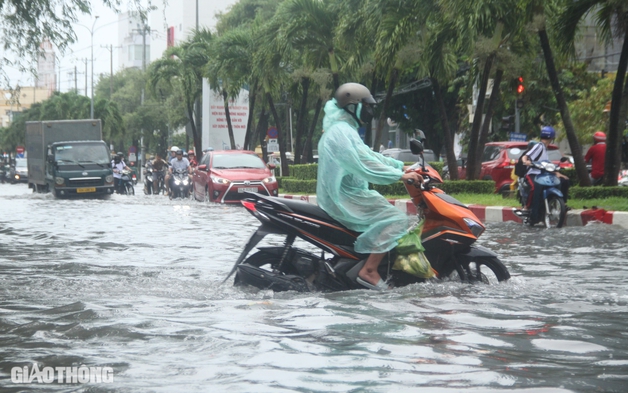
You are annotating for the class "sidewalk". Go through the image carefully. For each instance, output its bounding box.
[278,194,628,230]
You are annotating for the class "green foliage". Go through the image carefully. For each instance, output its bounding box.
[289,164,318,180]
[562,77,614,145]
[438,180,495,194]
[280,177,317,194]
[570,186,628,200]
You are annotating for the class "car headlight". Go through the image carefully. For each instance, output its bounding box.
[263,176,276,183]
[55,177,64,185]
[463,218,484,238]
[105,175,113,183]
[211,176,230,184]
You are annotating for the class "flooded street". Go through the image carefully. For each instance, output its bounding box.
[1,183,627,392]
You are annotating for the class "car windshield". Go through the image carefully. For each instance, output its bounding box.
[481,146,503,162]
[15,159,27,168]
[54,144,110,165]
[547,149,563,161]
[212,153,266,169]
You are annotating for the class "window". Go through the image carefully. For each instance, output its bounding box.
[481,146,502,162]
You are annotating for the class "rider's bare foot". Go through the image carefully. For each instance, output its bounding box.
[358,267,382,287]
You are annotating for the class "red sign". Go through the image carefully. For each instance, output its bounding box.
[16,146,25,153]
[128,146,137,153]
[167,27,175,47]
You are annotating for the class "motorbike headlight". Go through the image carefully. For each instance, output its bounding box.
[175,179,181,185]
[183,179,189,185]
[211,176,230,184]
[55,177,64,185]
[463,218,484,238]
[543,162,557,172]
[263,176,276,183]
[105,175,113,183]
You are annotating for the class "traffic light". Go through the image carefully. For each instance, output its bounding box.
[516,76,525,94]
[501,115,515,131]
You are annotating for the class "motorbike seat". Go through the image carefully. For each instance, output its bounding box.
[249,193,357,234]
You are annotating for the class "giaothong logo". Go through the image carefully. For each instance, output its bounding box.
[11,364,114,384]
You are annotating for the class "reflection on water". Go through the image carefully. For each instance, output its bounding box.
[0,184,627,392]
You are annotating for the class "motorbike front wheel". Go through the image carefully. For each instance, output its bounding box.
[544,195,566,228]
[446,256,510,284]
[125,183,135,196]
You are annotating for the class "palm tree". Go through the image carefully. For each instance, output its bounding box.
[147,29,211,157]
[555,0,628,186]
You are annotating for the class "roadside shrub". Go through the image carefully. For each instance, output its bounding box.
[570,186,628,199]
[280,178,317,194]
[439,180,495,194]
[289,164,318,180]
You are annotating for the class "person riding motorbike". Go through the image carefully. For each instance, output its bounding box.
[585,131,606,185]
[188,149,198,168]
[521,126,570,224]
[316,82,423,291]
[112,152,132,194]
[168,146,180,164]
[150,153,169,194]
[166,149,192,190]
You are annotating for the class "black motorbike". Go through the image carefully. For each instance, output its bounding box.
[225,192,510,293]
[169,168,190,199]
[144,165,166,195]
[117,169,135,195]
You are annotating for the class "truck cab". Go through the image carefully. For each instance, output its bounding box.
[47,140,115,197]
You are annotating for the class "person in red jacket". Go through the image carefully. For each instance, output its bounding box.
[584,131,606,185]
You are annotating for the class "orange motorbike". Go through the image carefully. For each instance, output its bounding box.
[226,139,510,292]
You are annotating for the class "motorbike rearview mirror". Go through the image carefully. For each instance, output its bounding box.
[560,157,568,163]
[197,164,207,171]
[410,139,424,155]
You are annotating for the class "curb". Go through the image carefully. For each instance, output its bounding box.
[278,194,628,230]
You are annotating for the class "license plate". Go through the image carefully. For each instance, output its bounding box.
[77,187,96,193]
[238,187,258,193]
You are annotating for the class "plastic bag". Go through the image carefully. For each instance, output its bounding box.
[393,220,437,279]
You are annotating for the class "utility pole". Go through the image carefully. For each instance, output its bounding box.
[84,58,88,97]
[101,44,121,97]
[74,66,78,92]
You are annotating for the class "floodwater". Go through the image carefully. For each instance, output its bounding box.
[0,183,627,392]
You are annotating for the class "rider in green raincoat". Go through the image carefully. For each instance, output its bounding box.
[317,83,422,290]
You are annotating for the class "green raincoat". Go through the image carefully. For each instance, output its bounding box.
[317,99,409,254]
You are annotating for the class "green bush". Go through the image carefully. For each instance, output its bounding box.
[289,164,318,180]
[570,186,628,199]
[281,178,317,194]
[439,180,495,194]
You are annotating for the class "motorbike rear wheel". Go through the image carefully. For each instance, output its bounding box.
[544,195,566,228]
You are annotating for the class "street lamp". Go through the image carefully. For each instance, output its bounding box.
[76,16,99,119]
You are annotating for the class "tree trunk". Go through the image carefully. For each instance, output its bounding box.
[366,70,379,147]
[186,101,202,160]
[373,67,398,150]
[604,26,628,186]
[538,28,590,186]
[243,79,258,150]
[475,68,504,179]
[328,48,339,90]
[222,89,236,149]
[432,77,459,180]
[294,77,310,164]
[267,92,289,177]
[302,97,322,163]
[257,106,269,162]
[466,54,494,180]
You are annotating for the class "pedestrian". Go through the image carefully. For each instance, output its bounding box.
[584,131,606,185]
[379,144,385,153]
[387,139,393,149]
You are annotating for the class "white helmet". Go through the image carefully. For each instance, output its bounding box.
[170,146,179,152]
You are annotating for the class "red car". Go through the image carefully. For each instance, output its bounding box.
[452,141,573,193]
[192,150,279,203]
